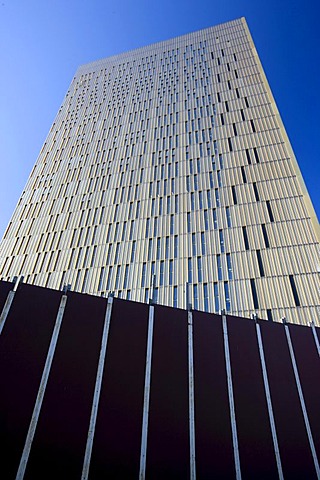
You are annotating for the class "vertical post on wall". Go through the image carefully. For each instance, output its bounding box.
[222,313,242,480]
[188,309,196,480]
[81,295,114,480]
[185,282,192,311]
[16,293,68,480]
[0,275,24,335]
[255,319,284,480]
[284,321,320,478]
[139,304,155,479]
[310,321,320,358]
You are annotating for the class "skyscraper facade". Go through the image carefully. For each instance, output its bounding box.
[0,18,319,325]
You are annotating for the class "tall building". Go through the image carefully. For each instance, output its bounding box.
[0,18,319,325]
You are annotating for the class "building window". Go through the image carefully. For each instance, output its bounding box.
[191,192,195,211]
[203,283,209,312]
[231,186,237,205]
[261,224,270,248]
[215,189,220,207]
[266,201,274,222]
[169,260,173,285]
[187,212,191,233]
[106,266,112,291]
[188,257,192,283]
[141,263,146,287]
[253,182,260,201]
[115,265,121,290]
[214,282,219,312]
[131,241,136,262]
[226,254,233,280]
[256,250,265,277]
[193,284,198,310]
[242,226,249,250]
[213,209,218,229]
[173,286,178,308]
[123,265,129,289]
[217,254,222,280]
[148,238,153,261]
[226,207,232,228]
[160,261,164,286]
[153,217,158,236]
[145,288,149,303]
[98,267,105,291]
[197,256,203,283]
[192,233,197,256]
[156,237,161,260]
[289,275,300,307]
[201,232,206,255]
[219,229,225,253]
[224,282,231,312]
[250,278,259,309]
[246,149,251,165]
[204,210,209,231]
[170,214,174,235]
[174,235,178,258]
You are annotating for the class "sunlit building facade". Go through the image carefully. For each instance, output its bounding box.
[0,18,319,325]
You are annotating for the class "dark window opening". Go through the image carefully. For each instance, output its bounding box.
[266,201,274,222]
[256,250,265,277]
[253,147,260,163]
[242,226,249,250]
[233,123,237,136]
[245,149,251,165]
[267,309,273,322]
[228,137,233,152]
[250,278,259,309]
[289,275,301,307]
[232,186,237,205]
[241,166,247,183]
[261,224,270,248]
[253,182,260,201]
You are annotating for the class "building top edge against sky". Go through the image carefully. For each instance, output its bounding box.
[77,18,245,73]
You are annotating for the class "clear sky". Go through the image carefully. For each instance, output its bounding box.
[0,0,319,239]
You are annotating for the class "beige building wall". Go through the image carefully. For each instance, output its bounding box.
[0,18,319,325]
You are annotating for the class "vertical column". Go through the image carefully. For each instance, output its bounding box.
[0,276,22,335]
[188,310,196,480]
[310,321,320,357]
[81,295,114,480]
[16,294,67,479]
[284,322,320,478]
[255,320,284,480]
[222,314,241,480]
[139,304,154,480]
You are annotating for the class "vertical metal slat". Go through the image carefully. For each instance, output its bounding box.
[0,276,22,335]
[139,304,154,479]
[285,324,320,479]
[81,295,114,480]
[256,322,284,480]
[16,294,68,479]
[222,314,241,480]
[188,310,196,479]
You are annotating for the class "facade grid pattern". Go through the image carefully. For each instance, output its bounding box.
[0,18,319,325]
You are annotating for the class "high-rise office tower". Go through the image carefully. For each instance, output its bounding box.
[0,18,319,325]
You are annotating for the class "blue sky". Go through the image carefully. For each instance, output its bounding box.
[0,0,319,238]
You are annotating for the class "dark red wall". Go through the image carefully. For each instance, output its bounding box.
[0,281,319,479]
